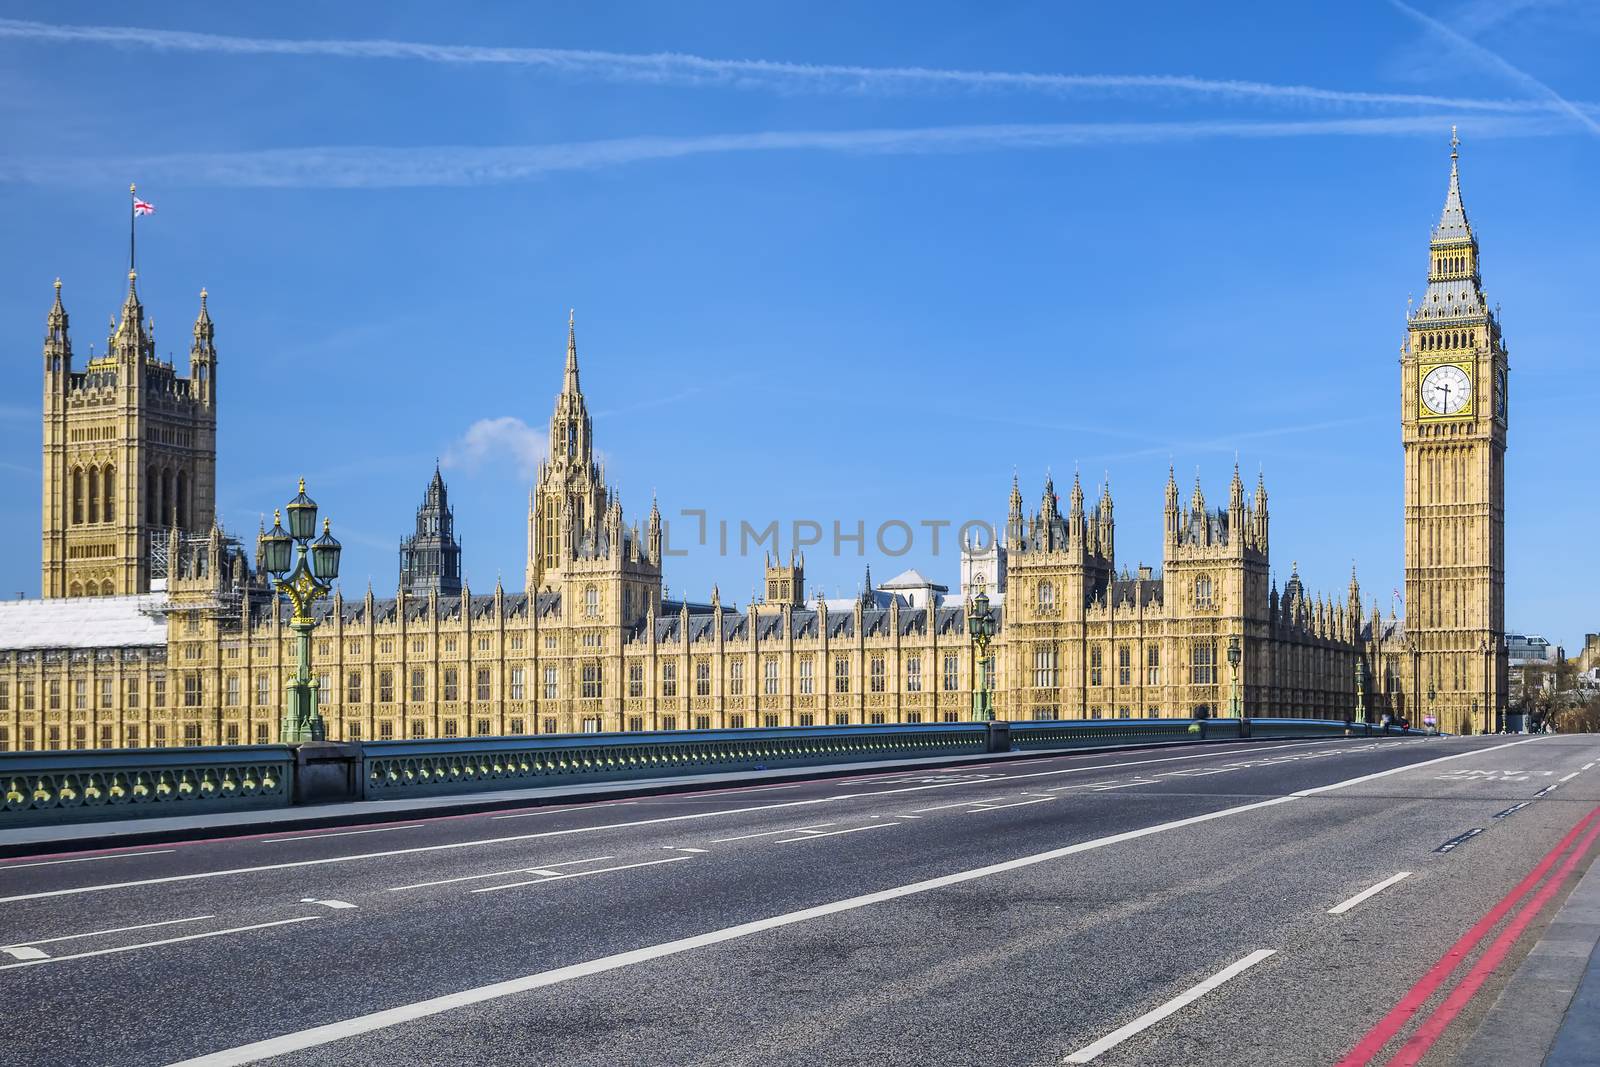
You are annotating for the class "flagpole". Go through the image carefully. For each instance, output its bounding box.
[129,182,136,274]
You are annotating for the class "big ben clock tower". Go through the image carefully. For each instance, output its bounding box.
[1401,129,1509,735]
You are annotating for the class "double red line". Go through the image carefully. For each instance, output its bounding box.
[1337,802,1600,1066]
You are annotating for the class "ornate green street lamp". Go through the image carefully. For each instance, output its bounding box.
[1354,658,1367,725]
[1227,634,1243,721]
[1427,684,1437,736]
[968,585,997,722]
[262,479,342,743]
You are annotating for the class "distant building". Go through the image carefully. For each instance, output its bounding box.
[1505,633,1564,668]
[399,466,463,598]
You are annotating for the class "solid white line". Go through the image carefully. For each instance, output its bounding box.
[472,855,692,893]
[260,824,425,843]
[1,736,1514,907]
[0,849,176,871]
[4,913,217,949]
[1062,949,1277,1063]
[0,916,320,971]
[710,823,836,842]
[775,824,900,843]
[160,739,1541,1067]
[665,847,709,854]
[1561,772,1580,782]
[491,801,637,821]
[1328,872,1412,915]
[967,797,1054,813]
[385,856,614,892]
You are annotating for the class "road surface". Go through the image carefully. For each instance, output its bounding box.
[2,732,1597,1066]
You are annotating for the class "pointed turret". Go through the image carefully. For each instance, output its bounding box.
[189,288,216,406]
[113,270,147,359]
[43,278,71,394]
[1164,464,1180,544]
[1097,474,1115,561]
[1007,471,1023,544]
[646,492,662,566]
[1191,470,1206,513]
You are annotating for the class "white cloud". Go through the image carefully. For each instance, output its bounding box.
[0,114,1561,189]
[442,417,545,478]
[1389,0,1600,136]
[0,16,1585,115]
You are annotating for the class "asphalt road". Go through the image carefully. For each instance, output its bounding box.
[3,732,1598,1067]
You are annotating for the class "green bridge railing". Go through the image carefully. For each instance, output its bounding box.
[0,717,1429,828]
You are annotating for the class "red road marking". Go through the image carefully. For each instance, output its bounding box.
[1335,803,1600,1066]
[1389,817,1600,1065]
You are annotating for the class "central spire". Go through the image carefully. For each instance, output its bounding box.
[563,308,581,395]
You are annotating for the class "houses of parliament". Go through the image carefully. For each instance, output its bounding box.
[0,139,1509,752]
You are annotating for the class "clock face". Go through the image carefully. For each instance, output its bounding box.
[1495,368,1507,419]
[1421,364,1472,416]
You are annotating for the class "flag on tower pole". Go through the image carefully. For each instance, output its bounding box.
[129,183,154,274]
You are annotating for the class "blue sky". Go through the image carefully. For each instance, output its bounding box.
[0,2,1595,647]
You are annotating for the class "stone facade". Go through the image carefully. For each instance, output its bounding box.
[0,141,1505,751]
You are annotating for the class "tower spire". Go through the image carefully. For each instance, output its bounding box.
[1434,126,1472,244]
[563,308,581,395]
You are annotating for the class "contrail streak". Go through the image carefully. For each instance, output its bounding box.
[0,115,1555,189]
[0,16,1583,116]
[1388,0,1600,136]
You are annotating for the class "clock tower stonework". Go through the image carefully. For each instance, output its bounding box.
[1401,131,1509,735]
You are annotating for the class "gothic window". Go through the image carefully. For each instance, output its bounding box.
[510,668,526,701]
[764,658,780,695]
[103,464,114,522]
[584,586,599,618]
[378,670,394,703]
[906,655,922,693]
[696,660,711,697]
[799,657,814,696]
[566,423,576,459]
[661,663,677,698]
[943,654,959,692]
[1191,641,1217,685]
[581,662,603,699]
[348,671,363,704]
[730,659,745,697]
[88,467,99,523]
[1033,647,1058,689]
[1038,581,1054,613]
[477,668,491,702]
[544,666,558,700]
[1147,645,1161,685]
[834,656,851,694]
[869,655,886,693]
[443,669,459,702]
[1195,575,1214,609]
[1089,646,1103,687]
[177,470,189,529]
[410,669,426,703]
[71,468,84,525]
[225,675,240,707]
[627,663,643,698]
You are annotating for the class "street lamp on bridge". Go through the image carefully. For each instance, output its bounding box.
[968,585,997,723]
[1227,634,1242,721]
[261,479,342,743]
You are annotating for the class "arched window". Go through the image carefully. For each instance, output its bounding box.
[87,467,100,523]
[69,582,82,597]
[1037,581,1054,612]
[177,471,189,530]
[100,580,115,596]
[161,469,173,525]
[103,464,114,522]
[71,468,84,525]
[1195,575,1214,608]
[146,465,158,524]
[584,585,599,618]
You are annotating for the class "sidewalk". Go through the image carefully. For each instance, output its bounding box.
[0,736,1227,858]
[1454,843,1600,1066]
